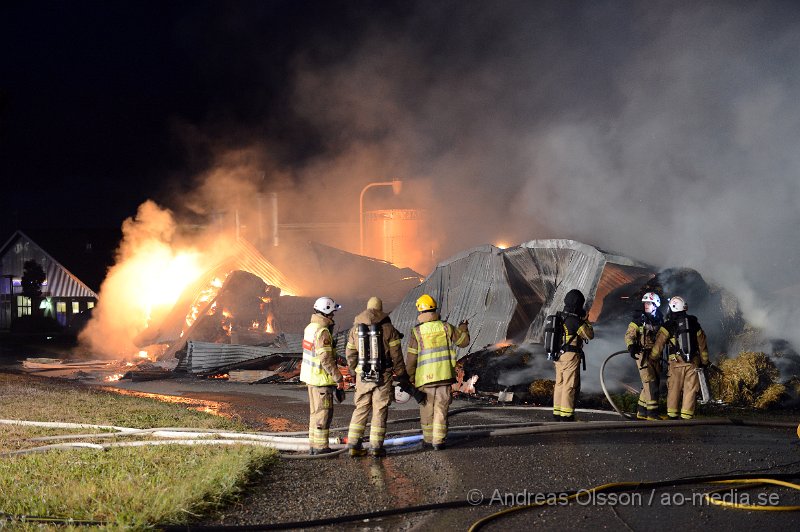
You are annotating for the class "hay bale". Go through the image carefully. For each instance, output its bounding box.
[709,351,783,408]
[528,379,555,403]
[753,383,786,409]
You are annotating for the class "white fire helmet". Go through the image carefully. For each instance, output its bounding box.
[313,296,342,315]
[641,292,661,307]
[394,386,411,403]
[668,296,687,312]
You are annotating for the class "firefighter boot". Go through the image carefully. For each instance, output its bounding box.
[348,444,367,458]
[370,447,387,458]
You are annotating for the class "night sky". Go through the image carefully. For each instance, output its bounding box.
[1,0,405,234]
[3,2,800,316]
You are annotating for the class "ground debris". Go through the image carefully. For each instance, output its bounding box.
[708,351,785,409]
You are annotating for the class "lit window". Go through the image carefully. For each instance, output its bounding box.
[87,301,95,309]
[17,296,31,317]
[72,302,80,314]
[56,301,67,326]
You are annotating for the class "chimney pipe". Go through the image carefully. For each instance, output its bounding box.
[271,192,279,247]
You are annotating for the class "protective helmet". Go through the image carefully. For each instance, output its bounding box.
[367,296,383,311]
[641,292,661,307]
[563,289,585,314]
[313,296,341,315]
[394,386,411,403]
[668,296,687,312]
[416,294,437,312]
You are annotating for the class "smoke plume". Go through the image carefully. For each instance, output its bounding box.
[83,1,800,354]
[277,1,800,348]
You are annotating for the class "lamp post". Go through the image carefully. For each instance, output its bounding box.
[359,178,403,256]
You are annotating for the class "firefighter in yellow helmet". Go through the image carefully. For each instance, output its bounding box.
[405,294,470,450]
[300,296,344,454]
[552,289,594,421]
[624,292,664,420]
[649,296,709,420]
[344,296,407,458]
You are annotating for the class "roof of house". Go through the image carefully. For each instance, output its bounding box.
[0,228,120,294]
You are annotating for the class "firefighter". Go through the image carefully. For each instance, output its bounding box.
[344,296,407,458]
[649,296,710,420]
[405,294,470,450]
[552,289,594,421]
[624,292,664,420]
[300,296,344,454]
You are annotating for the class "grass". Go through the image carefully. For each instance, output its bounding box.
[0,373,278,529]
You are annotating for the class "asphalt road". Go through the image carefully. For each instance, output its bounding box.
[91,376,800,531]
[3,341,799,531]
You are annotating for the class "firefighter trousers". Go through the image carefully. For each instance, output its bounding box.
[307,385,334,450]
[666,358,700,419]
[635,353,661,420]
[553,351,581,418]
[420,384,452,445]
[347,372,393,449]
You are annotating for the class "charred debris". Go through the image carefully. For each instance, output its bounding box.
[113,238,799,409]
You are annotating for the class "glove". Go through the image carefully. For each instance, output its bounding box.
[335,388,345,404]
[627,344,638,359]
[412,388,427,405]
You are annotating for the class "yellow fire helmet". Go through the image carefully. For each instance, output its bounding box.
[416,294,437,312]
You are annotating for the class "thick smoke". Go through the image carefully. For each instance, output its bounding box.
[279,1,800,348]
[85,2,800,355]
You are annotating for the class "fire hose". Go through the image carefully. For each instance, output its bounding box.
[5,415,799,527]
[600,349,638,419]
[7,470,799,528]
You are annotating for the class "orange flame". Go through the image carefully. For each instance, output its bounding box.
[105,373,124,382]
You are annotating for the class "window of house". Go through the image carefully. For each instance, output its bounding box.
[87,301,95,309]
[56,301,67,326]
[72,301,80,314]
[17,296,31,317]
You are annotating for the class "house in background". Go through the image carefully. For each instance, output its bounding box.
[0,229,118,331]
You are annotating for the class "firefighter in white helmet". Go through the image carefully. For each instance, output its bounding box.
[300,296,344,454]
[344,296,407,458]
[650,296,710,420]
[552,289,594,421]
[624,291,665,420]
[405,294,470,450]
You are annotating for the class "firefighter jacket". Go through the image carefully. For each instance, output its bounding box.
[649,312,709,365]
[300,313,342,387]
[624,309,664,353]
[561,311,594,353]
[345,308,407,379]
[406,310,470,388]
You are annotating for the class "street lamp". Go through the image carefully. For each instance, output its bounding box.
[359,178,403,256]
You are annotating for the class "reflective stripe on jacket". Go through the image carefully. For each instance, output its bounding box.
[300,321,337,386]
[412,321,456,387]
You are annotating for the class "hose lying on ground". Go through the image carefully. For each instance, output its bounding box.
[152,469,800,531]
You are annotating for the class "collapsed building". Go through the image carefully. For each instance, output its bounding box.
[127,237,796,404]
[388,239,764,401]
[132,237,422,380]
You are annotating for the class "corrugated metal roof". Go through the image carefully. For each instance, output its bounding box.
[0,231,98,298]
[390,239,654,356]
[213,238,302,296]
[589,263,655,322]
[186,341,301,374]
